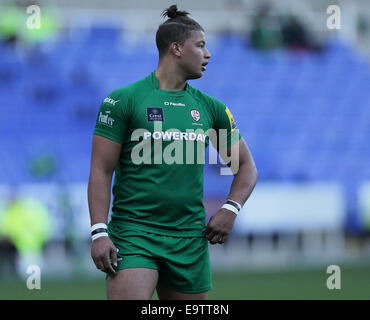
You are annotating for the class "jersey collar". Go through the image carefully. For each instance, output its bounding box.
[150,71,189,97]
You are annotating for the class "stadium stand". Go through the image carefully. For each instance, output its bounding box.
[0,29,369,232]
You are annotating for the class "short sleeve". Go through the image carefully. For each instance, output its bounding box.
[93,89,131,144]
[210,98,242,150]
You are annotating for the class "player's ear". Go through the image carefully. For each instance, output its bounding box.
[170,42,183,57]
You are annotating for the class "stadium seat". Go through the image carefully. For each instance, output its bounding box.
[1,31,369,231]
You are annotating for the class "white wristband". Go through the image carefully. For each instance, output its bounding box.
[221,203,239,215]
[91,223,108,241]
[92,232,108,241]
[226,199,242,211]
[91,223,107,232]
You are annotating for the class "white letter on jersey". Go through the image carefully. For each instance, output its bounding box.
[163,130,183,165]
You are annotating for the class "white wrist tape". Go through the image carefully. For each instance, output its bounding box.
[226,199,242,212]
[91,223,107,232]
[221,203,239,215]
[91,223,108,241]
[92,232,109,241]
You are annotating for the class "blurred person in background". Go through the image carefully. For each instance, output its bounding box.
[250,2,281,50]
[249,2,323,53]
[0,0,22,46]
[0,0,60,49]
[280,14,323,52]
[0,188,52,277]
[88,5,258,300]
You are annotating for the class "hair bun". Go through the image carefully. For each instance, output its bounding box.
[166,4,179,18]
[161,4,189,19]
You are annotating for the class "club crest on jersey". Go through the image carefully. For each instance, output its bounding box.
[147,107,164,122]
[190,109,201,122]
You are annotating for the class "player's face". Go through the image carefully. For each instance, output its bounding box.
[180,30,211,79]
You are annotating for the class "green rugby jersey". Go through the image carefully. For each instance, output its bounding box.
[94,71,242,236]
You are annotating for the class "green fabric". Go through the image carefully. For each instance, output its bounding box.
[94,71,242,236]
[108,223,212,293]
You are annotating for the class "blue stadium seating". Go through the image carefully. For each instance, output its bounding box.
[0,30,369,232]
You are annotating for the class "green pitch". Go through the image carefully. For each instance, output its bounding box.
[1,264,369,300]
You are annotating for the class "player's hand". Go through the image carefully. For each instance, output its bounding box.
[204,208,236,245]
[91,236,117,274]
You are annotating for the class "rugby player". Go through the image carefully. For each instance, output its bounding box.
[88,4,258,300]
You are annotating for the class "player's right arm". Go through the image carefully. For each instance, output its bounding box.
[88,134,121,274]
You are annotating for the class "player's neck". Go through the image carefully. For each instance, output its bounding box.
[155,62,187,92]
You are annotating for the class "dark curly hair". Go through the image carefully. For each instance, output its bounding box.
[156,4,204,59]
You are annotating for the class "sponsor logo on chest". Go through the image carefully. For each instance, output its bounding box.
[164,101,186,107]
[147,107,164,122]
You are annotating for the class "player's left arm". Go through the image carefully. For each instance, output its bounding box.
[204,137,258,244]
